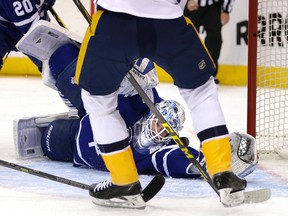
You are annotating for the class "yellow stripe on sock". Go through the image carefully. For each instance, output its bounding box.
[201,137,232,175]
[101,147,139,185]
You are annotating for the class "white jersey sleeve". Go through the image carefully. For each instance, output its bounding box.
[96,0,187,19]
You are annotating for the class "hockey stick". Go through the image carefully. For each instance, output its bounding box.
[72,0,92,24]
[126,74,219,194]
[0,159,89,190]
[0,159,164,202]
[48,7,67,28]
[71,0,219,195]
[0,52,9,72]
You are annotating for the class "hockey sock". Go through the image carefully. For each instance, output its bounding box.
[201,137,232,175]
[101,146,139,185]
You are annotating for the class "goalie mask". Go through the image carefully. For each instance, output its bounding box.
[133,100,185,154]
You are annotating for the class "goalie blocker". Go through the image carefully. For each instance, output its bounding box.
[13,113,258,179]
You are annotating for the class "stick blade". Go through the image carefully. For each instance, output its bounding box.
[141,174,165,202]
[244,188,271,203]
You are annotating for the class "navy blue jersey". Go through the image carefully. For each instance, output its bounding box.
[0,0,49,67]
[76,10,215,95]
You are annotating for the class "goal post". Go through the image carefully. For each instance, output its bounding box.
[247,0,258,138]
[90,0,95,15]
[247,0,288,156]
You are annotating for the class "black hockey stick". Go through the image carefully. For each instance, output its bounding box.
[0,159,164,202]
[0,52,9,72]
[48,7,67,28]
[0,159,89,189]
[72,0,92,24]
[126,74,218,195]
[71,0,219,195]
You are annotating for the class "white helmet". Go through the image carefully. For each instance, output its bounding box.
[133,100,185,154]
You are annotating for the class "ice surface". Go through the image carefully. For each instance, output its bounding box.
[0,77,287,216]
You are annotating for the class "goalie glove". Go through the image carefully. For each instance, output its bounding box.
[230,132,258,178]
[119,58,159,97]
[198,132,258,178]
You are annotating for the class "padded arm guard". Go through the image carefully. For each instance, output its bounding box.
[14,112,73,159]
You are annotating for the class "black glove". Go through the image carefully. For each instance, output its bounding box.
[42,0,56,11]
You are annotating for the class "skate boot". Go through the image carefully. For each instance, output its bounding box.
[212,171,247,207]
[89,180,146,209]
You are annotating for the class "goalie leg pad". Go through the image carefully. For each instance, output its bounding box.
[56,59,86,118]
[49,43,79,79]
[14,118,45,159]
[14,113,71,159]
[16,20,82,61]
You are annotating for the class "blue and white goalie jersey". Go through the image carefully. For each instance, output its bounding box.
[70,91,202,178]
[73,112,201,179]
[39,90,257,178]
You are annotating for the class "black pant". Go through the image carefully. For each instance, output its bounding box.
[184,2,222,77]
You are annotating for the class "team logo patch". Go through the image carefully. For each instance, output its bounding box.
[198,60,206,70]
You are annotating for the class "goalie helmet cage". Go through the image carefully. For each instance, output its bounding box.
[247,0,288,157]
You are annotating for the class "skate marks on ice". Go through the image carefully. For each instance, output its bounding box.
[1,78,288,215]
[0,158,287,198]
[0,160,287,216]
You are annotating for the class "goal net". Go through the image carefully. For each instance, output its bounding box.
[247,0,288,157]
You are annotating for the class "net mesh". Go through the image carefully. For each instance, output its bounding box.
[256,0,288,155]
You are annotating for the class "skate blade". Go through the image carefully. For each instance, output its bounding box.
[91,194,146,209]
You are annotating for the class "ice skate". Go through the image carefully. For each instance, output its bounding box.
[89,180,146,209]
[212,171,247,207]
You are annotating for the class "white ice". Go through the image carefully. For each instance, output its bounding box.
[0,77,288,216]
